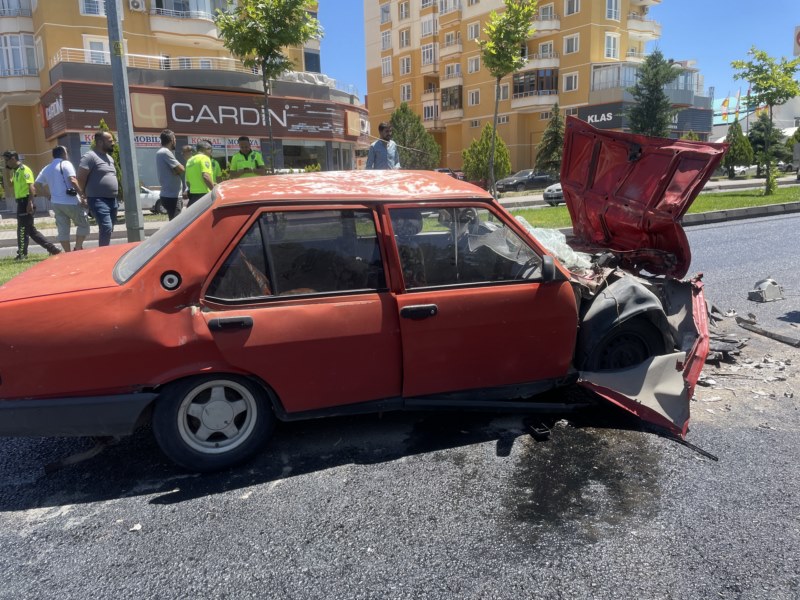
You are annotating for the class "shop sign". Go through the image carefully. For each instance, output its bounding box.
[577,103,624,129]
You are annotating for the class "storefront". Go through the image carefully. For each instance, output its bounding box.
[41,81,370,187]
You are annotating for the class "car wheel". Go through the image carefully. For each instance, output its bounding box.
[152,199,167,215]
[515,183,526,192]
[153,375,274,472]
[546,200,558,206]
[583,318,666,371]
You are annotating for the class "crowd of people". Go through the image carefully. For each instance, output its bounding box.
[3,130,266,259]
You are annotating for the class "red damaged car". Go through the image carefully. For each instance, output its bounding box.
[0,118,725,471]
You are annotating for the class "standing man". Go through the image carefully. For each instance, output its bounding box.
[184,140,214,206]
[229,136,266,178]
[155,129,185,220]
[3,150,61,260]
[77,130,118,247]
[202,139,224,183]
[366,122,401,170]
[34,146,89,252]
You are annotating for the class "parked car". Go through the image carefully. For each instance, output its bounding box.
[434,167,458,178]
[543,182,563,206]
[139,186,168,214]
[733,164,757,176]
[496,169,557,193]
[0,118,725,472]
[777,161,796,173]
[453,170,466,181]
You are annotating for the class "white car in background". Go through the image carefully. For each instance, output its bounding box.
[139,186,167,214]
[543,182,563,206]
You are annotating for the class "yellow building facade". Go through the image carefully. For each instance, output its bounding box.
[1,0,367,207]
[365,0,712,171]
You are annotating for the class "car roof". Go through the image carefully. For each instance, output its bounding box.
[213,170,492,206]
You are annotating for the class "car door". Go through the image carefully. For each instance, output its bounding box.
[386,204,578,399]
[200,207,403,415]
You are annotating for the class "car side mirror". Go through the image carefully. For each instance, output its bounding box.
[541,255,556,282]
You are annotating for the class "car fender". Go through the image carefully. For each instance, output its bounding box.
[575,277,671,367]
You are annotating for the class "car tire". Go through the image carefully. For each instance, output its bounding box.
[152,199,167,215]
[546,200,558,207]
[583,318,666,371]
[515,183,526,192]
[153,374,275,472]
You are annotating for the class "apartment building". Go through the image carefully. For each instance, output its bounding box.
[0,0,368,207]
[364,0,713,171]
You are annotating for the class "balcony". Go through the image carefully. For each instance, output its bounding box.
[0,3,32,36]
[421,88,439,103]
[441,108,463,120]
[383,97,395,110]
[423,118,444,131]
[0,65,39,99]
[627,13,661,41]
[625,49,647,63]
[532,12,560,34]
[630,0,661,6]
[441,71,463,87]
[521,51,560,70]
[589,79,711,109]
[440,41,463,59]
[421,60,439,75]
[149,7,226,47]
[510,89,558,110]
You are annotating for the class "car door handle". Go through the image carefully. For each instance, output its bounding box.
[400,304,438,320]
[208,316,254,331]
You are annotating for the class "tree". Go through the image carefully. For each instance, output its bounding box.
[722,121,754,178]
[462,123,511,184]
[626,50,681,137]
[216,0,321,173]
[784,127,800,156]
[748,112,792,175]
[478,0,537,193]
[732,46,800,194]
[389,102,441,170]
[681,130,700,141]
[534,102,563,176]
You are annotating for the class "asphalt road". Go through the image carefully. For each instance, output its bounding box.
[1,217,799,599]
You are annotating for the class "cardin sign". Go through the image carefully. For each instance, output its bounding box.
[40,81,370,143]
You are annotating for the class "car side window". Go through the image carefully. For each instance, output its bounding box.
[206,209,386,302]
[389,207,541,289]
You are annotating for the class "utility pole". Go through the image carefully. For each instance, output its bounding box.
[107,0,144,242]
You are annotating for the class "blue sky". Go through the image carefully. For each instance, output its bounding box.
[319,0,800,104]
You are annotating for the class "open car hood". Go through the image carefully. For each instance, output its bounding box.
[561,117,727,277]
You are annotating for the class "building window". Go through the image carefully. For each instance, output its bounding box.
[304,50,321,73]
[199,59,212,69]
[380,3,391,23]
[444,31,461,47]
[467,56,480,73]
[468,0,479,4]
[423,103,439,121]
[513,69,558,96]
[497,115,509,124]
[177,57,192,70]
[467,22,480,40]
[564,72,578,92]
[495,84,509,100]
[539,41,554,58]
[82,35,109,65]
[468,89,480,106]
[399,1,410,20]
[401,83,412,102]
[439,0,459,14]
[564,34,579,55]
[421,43,436,66]
[399,29,410,48]
[80,0,105,16]
[470,119,480,127]
[421,16,438,38]
[444,62,461,78]
[606,0,619,20]
[565,0,579,16]
[381,56,392,77]
[539,3,554,19]
[540,112,552,120]
[604,33,619,59]
[421,0,434,8]
[441,85,462,111]
[565,107,579,116]
[34,36,43,74]
[381,31,392,51]
[0,33,37,76]
[400,55,411,75]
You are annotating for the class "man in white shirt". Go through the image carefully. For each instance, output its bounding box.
[35,146,89,252]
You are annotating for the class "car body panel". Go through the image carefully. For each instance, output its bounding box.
[561,116,727,278]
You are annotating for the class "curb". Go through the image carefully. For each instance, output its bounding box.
[0,227,161,249]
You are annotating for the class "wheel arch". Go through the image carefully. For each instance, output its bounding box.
[575,277,672,367]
